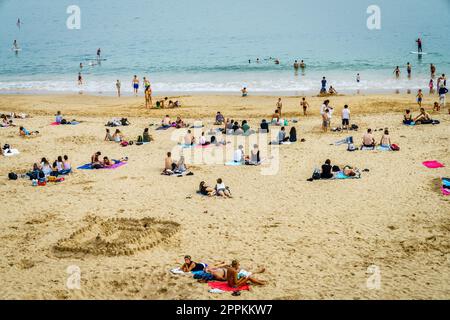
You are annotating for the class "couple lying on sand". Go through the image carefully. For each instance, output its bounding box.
[91,151,128,169]
[162,115,186,128]
[181,256,266,287]
[308,159,360,181]
[199,178,231,198]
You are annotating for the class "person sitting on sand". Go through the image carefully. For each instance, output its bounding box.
[241,87,248,97]
[413,108,431,124]
[104,128,114,141]
[328,86,337,95]
[433,101,440,112]
[215,178,232,198]
[142,128,153,143]
[289,127,297,142]
[245,144,260,165]
[40,158,52,176]
[162,115,171,127]
[215,112,225,125]
[199,181,216,196]
[55,111,63,124]
[380,129,391,148]
[112,129,124,142]
[241,120,251,134]
[226,260,266,287]
[62,155,71,173]
[19,126,38,136]
[1,114,14,127]
[174,156,188,173]
[362,128,375,149]
[278,126,289,143]
[403,109,413,125]
[181,255,207,272]
[90,151,104,169]
[199,132,210,146]
[162,152,177,174]
[184,130,195,145]
[175,116,185,129]
[26,163,42,180]
[321,159,334,179]
[260,119,269,133]
[233,145,244,163]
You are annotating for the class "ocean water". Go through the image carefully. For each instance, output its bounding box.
[0,0,449,95]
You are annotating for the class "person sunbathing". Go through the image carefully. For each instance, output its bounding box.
[104,128,114,141]
[180,255,207,272]
[199,181,216,196]
[62,155,72,173]
[403,109,413,124]
[380,129,391,147]
[40,158,52,176]
[226,260,266,287]
[342,165,359,177]
[215,178,231,198]
[175,117,185,128]
[26,163,42,180]
[272,110,280,123]
[362,128,375,149]
[289,127,297,142]
[1,114,15,127]
[19,126,38,136]
[184,130,195,145]
[163,152,176,174]
[112,129,124,142]
[413,108,431,124]
[162,115,171,127]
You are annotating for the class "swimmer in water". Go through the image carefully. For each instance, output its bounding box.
[274,58,280,65]
[16,18,21,29]
[394,66,400,79]
[406,62,412,79]
[97,48,101,59]
[78,72,83,85]
[116,80,121,97]
[293,60,299,69]
[356,73,360,83]
[300,60,305,69]
[79,62,83,70]
[13,40,19,49]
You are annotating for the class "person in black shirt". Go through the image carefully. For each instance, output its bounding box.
[321,159,333,179]
[260,119,269,133]
[181,255,207,272]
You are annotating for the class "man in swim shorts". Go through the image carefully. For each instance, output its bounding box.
[132,75,139,96]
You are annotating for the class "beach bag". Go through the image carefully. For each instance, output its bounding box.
[332,165,341,172]
[312,168,321,180]
[391,144,400,151]
[350,124,358,130]
[61,119,67,125]
[137,135,143,143]
[347,143,356,151]
[120,141,129,147]
[38,180,47,186]
[8,172,18,180]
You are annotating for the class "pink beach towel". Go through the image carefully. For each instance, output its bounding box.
[50,122,61,126]
[441,186,450,196]
[422,161,445,169]
[207,281,250,292]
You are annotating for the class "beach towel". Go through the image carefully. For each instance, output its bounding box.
[51,121,79,126]
[180,143,198,148]
[170,268,187,275]
[442,178,450,188]
[422,161,445,169]
[225,161,244,166]
[361,146,375,151]
[334,171,361,179]
[2,148,20,157]
[156,126,171,130]
[403,121,416,126]
[441,186,450,196]
[376,145,391,151]
[207,281,250,292]
[77,161,127,170]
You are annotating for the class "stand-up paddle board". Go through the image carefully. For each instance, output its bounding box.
[410,51,427,55]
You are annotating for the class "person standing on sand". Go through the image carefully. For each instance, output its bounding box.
[132,75,139,96]
[300,97,309,116]
[276,98,283,117]
[321,77,327,94]
[341,104,350,132]
[241,87,248,97]
[416,89,423,107]
[145,84,153,108]
[322,109,330,132]
[394,66,400,79]
[438,84,448,111]
[116,80,121,97]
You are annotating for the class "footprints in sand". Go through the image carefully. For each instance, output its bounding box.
[54,216,180,256]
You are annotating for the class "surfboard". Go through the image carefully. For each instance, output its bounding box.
[85,58,107,61]
[12,47,22,52]
[410,51,427,55]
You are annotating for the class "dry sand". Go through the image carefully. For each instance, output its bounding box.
[0,93,449,300]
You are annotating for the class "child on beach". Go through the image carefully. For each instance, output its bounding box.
[300,97,309,116]
[322,109,330,132]
[429,79,434,94]
[416,89,423,107]
[241,87,248,97]
[433,101,440,112]
[215,178,231,198]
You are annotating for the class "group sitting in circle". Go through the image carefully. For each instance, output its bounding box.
[222,119,255,135]
[26,155,72,180]
[199,178,231,198]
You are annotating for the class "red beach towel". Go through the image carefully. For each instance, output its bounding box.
[207,281,250,292]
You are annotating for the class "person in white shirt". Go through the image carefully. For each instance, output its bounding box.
[199,132,209,146]
[215,178,231,198]
[233,145,244,162]
[341,105,350,131]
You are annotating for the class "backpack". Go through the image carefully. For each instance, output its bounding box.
[391,144,400,151]
[312,168,321,180]
[121,118,129,126]
[350,124,359,130]
[8,172,18,180]
[137,135,143,143]
[61,119,67,125]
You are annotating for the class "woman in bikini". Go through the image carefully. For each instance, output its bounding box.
[199,181,216,196]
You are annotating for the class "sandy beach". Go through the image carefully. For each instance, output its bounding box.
[0,93,449,300]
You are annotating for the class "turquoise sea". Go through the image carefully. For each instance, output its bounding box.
[0,0,449,95]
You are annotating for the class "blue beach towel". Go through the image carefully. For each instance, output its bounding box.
[156,126,171,130]
[225,161,244,166]
[443,178,450,188]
